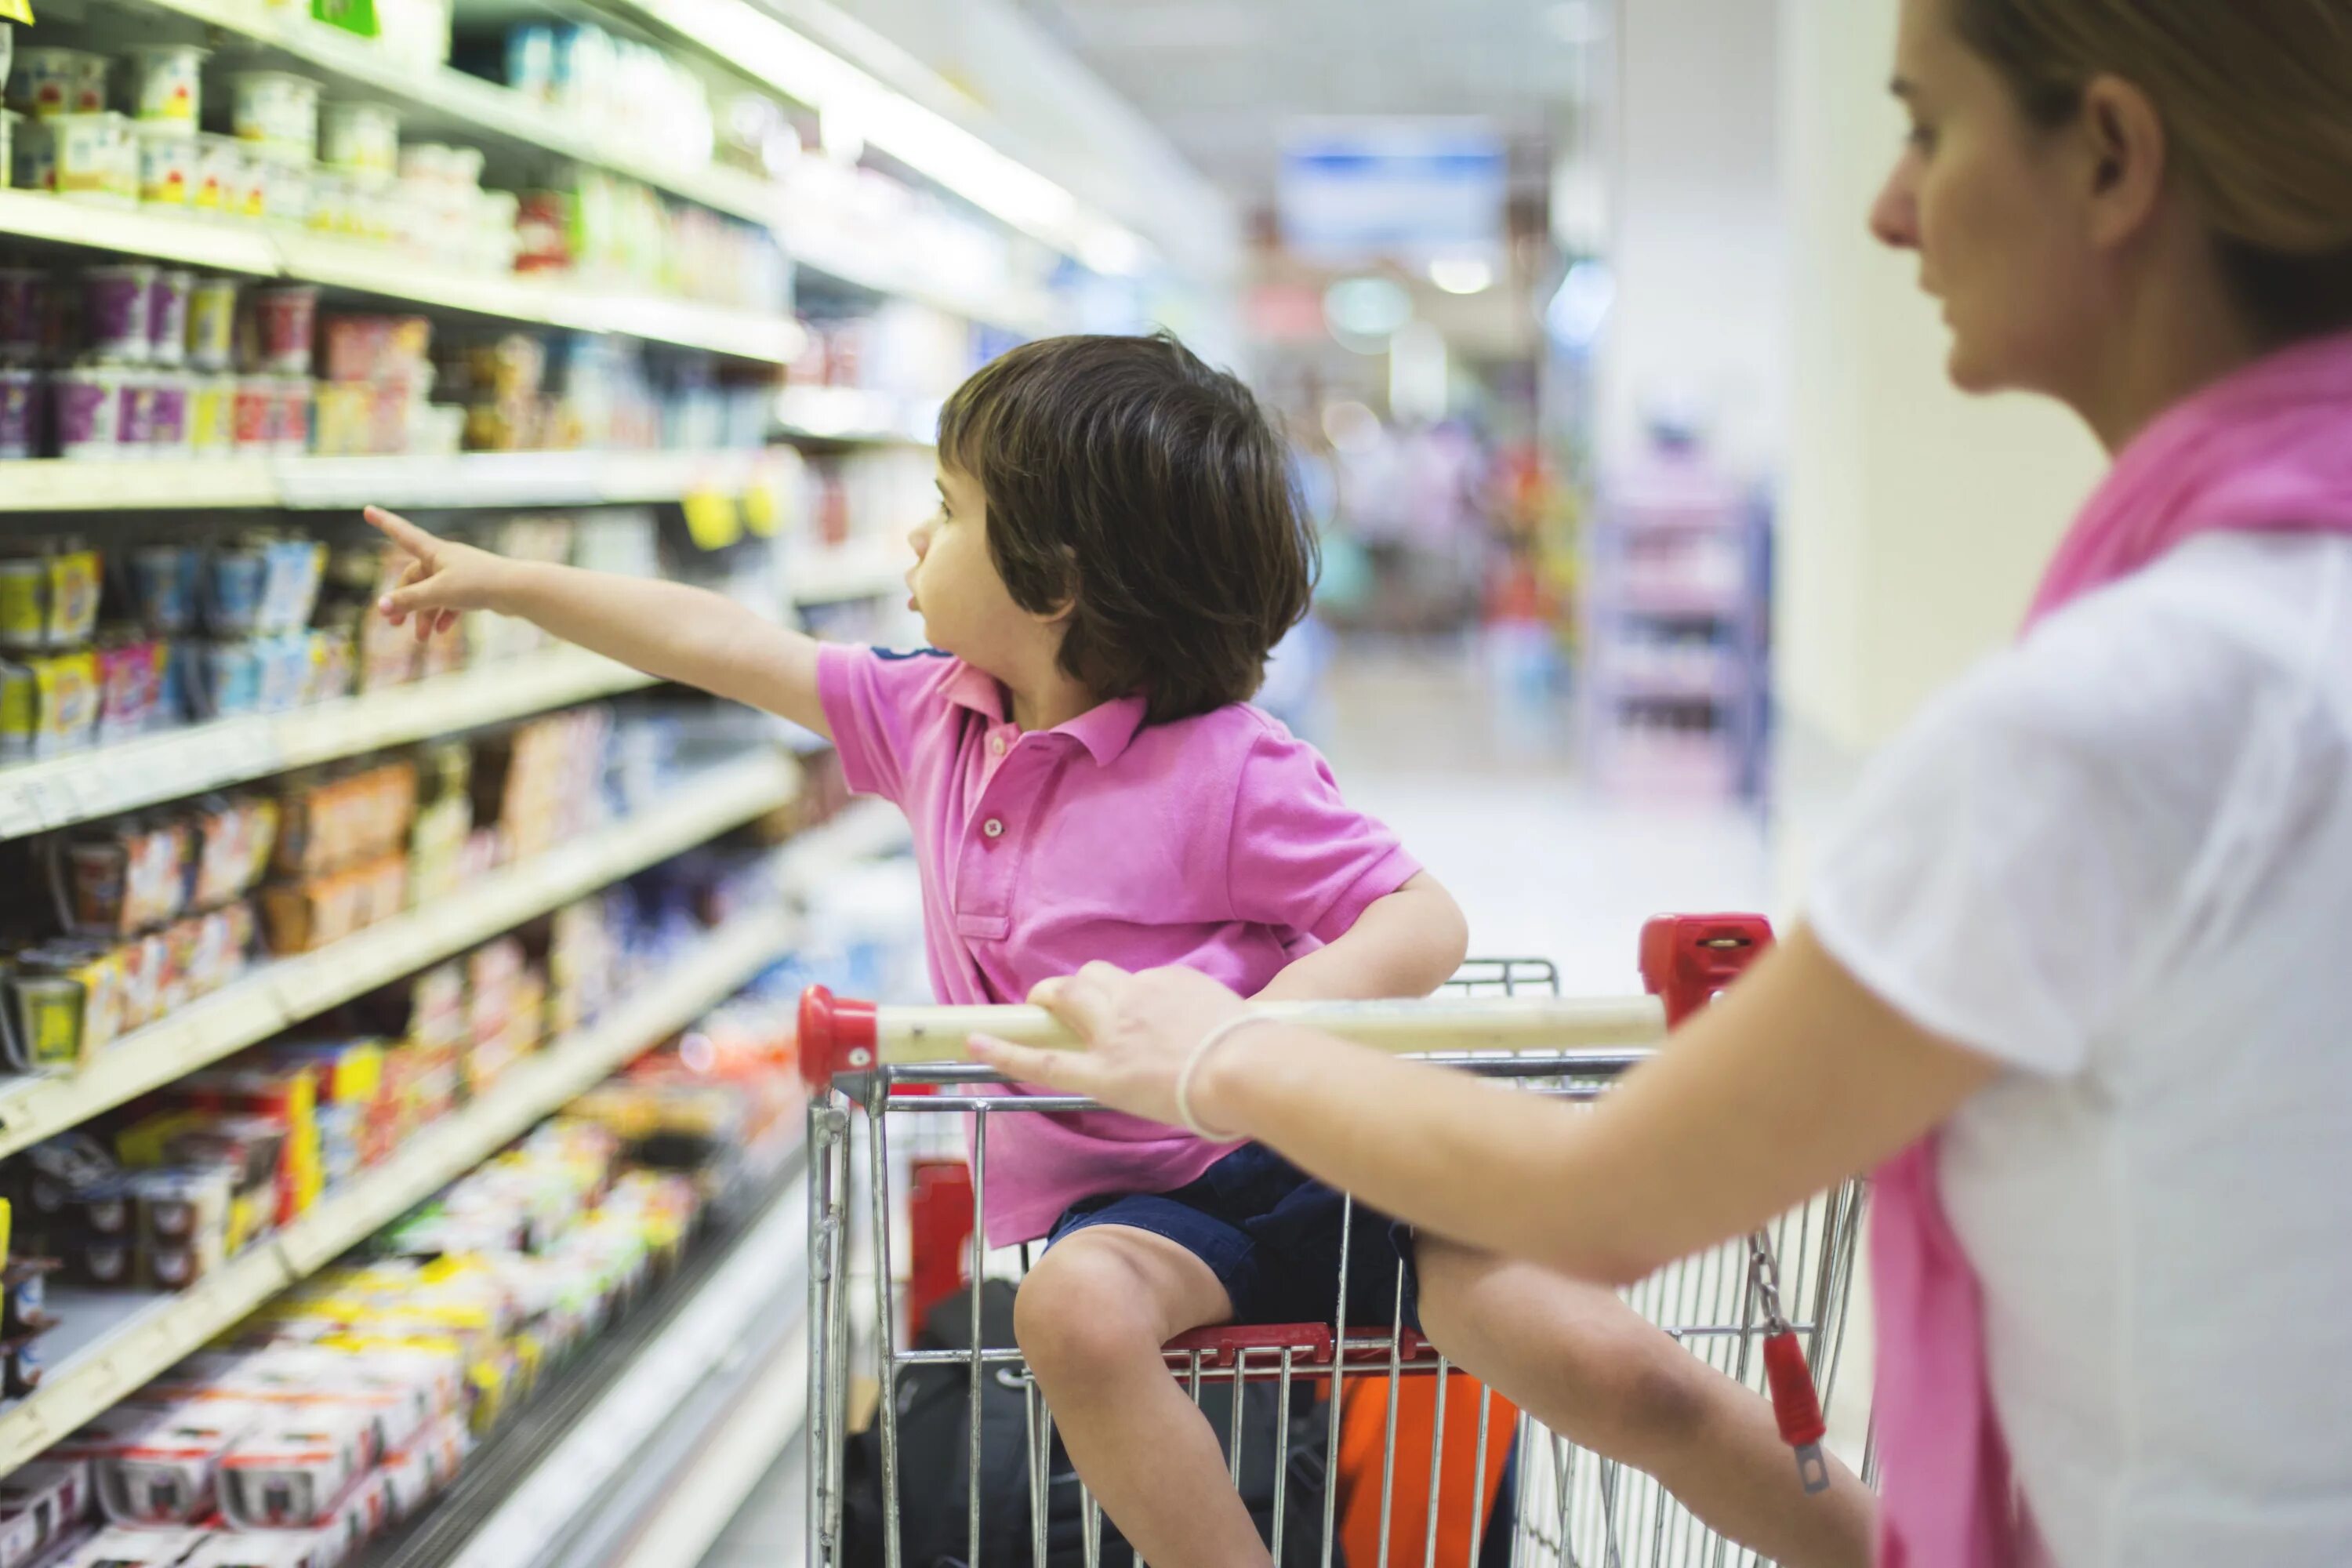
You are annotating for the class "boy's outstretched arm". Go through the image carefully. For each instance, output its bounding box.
[1254,872,1471,1003]
[365,506,830,736]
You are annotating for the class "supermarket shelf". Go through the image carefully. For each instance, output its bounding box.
[121,0,789,234]
[437,1165,809,1568]
[0,750,798,1160]
[0,909,796,1475]
[0,646,657,841]
[786,538,908,605]
[775,796,909,897]
[0,191,280,276]
[0,449,786,514]
[773,384,937,448]
[0,195,803,364]
[274,234,804,362]
[0,458,280,513]
[788,224,1056,337]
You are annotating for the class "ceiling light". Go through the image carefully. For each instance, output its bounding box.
[1427,257,1495,295]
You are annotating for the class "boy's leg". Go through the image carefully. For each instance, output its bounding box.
[1414,1236,1875,1568]
[1015,1224,1271,1568]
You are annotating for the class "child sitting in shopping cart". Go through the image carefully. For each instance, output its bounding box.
[361,332,1871,1568]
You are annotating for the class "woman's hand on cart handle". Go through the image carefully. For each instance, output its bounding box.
[971,963,1260,1133]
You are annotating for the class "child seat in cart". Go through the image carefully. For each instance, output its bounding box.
[800,916,1870,1568]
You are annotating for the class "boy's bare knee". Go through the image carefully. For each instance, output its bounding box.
[1015,1245,1160,1391]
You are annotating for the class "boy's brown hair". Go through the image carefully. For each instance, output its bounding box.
[936,332,1316,726]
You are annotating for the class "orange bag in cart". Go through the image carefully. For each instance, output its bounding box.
[1336,1374,1518,1567]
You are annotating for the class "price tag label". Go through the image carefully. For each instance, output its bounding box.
[682,490,742,551]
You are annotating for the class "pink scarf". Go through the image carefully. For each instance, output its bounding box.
[1869,328,2352,1568]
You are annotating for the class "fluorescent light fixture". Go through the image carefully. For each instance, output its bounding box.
[623,0,1150,269]
[1427,256,1494,295]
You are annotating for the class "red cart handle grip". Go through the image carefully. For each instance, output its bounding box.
[1639,913,1776,1026]
[798,984,878,1089]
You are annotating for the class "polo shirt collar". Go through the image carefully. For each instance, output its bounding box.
[941,663,1149,765]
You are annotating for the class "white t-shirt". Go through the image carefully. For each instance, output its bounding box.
[1809,532,2352,1568]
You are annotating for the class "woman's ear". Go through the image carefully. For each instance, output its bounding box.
[2078,74,2169,249]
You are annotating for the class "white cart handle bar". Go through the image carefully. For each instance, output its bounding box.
[793,912,1774,1088]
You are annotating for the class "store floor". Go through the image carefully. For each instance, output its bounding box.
[699,641,1871,1562]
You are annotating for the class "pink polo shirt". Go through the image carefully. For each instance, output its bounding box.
[818,644,1421,1244]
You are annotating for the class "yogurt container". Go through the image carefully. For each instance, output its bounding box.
[191,132,241,215]
[53,365,124,459]
[320,100,397,178]
[0,368,35,458]
[251,285,316,375]
[10,49,105,120]
[53,112,135,201]
[230,71,319,160]
[0,109,17,190]
[189,374,234,454]
[115,371,156,456]
[10,116,53,193]
[147,373,192,454]
[83,263,155,363]
[230,375,272,450]
[186,277,236,372]
[258,150,312,227]
[270,376,310,455]
[127,45,206,131]
[147,270,193,367]
[0,270,40,363]
[136,122,196,206]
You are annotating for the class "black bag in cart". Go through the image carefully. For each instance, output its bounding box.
[840,1279,1340,1567]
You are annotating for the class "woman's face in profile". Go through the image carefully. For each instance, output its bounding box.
[1867,0,2110,399]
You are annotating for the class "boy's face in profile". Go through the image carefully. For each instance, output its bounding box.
[906,465,1067,690]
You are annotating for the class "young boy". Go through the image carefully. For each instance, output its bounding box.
[365,333,1871,1568]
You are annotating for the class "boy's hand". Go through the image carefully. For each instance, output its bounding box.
[364,506,524,641]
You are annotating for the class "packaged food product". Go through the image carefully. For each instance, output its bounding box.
[230,71,319,159]
[89,1400,272,1526]
[50,112,133,201]
[134,122,194,206]
[190,374,234,454]
[114,370,156,452]
[9,116,53,193]
[191,131,240,215]
[141,269,193,368]
[9,49,104,120]
[260,148,312,227]
[219,1403,373,1528]
[131,546,200,634]
[3,971,82,1070]
[126,44,206,130]
[46,550,100,646]
[185,275,236,371]
[273,373,311,455]
[147,372,191,453]
[0,268,39,362]
[319,100,397,179]
[202,639,262,718]
[31,650,100,755]
[231,375,272,451]
[0,107,15,193]
[252,285,318,374]
[82,263,154,362]
[0,659,34,760]
[95,639,167,741]
[0,1460,89,1557]
[53,366,121,458]
[0,367,34,458]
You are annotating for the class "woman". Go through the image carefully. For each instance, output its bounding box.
[973,1,2352,1562]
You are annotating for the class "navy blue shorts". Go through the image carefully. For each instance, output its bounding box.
[1046,1144,1421,1330]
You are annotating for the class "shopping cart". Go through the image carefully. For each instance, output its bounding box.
[801,915,1868,1568]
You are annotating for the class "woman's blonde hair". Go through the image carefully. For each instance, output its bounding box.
[1952,0,2352,343]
